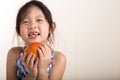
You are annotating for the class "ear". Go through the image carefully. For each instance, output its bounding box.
[50,22,56,33]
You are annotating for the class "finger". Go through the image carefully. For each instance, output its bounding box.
[29,54,35,67]
[26,53,33,64]
[40,45,46,56]
[34,58,39,68]
[44,44,51,56]
[22,52,27,61]
[38,48,43,58]
[44,44,49,52]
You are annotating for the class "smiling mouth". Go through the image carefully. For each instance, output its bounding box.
[28,32,40,39]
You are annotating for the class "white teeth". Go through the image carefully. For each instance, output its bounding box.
[28,32,40,38]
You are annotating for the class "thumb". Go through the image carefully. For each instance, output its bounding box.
[37,48,43,58]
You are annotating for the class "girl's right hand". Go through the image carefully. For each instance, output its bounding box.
[22,52,38,80]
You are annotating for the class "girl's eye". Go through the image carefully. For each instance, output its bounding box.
[23,21,28,23]
[37,19,43,22]
[22,21,29,24]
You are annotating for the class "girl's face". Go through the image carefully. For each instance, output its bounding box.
[20,6,49,45]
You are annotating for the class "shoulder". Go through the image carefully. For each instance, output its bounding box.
[7,47,23,69]
[7,47,22,60]
[7,47,22,55]
[53,51,66,65]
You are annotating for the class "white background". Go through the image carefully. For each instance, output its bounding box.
[0,0,120,80]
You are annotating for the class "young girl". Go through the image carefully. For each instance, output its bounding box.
[6,0,66,80]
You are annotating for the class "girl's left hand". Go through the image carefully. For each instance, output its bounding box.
[37,44,51,73]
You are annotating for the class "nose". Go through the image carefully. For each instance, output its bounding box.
[28,22,37,29]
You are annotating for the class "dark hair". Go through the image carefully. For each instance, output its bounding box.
[16,0,54,45]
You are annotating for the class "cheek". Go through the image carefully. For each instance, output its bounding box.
[45,27,50,36]
[20,27,24,35]
[20,26,27,36]
[41,25,49,35]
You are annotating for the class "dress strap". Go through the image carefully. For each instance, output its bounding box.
[46,50,55,75]
[51,50,55,59]
[19,47,25,57]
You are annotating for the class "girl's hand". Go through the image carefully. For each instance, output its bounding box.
[37,44,51,73]
[22,52,38,80]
